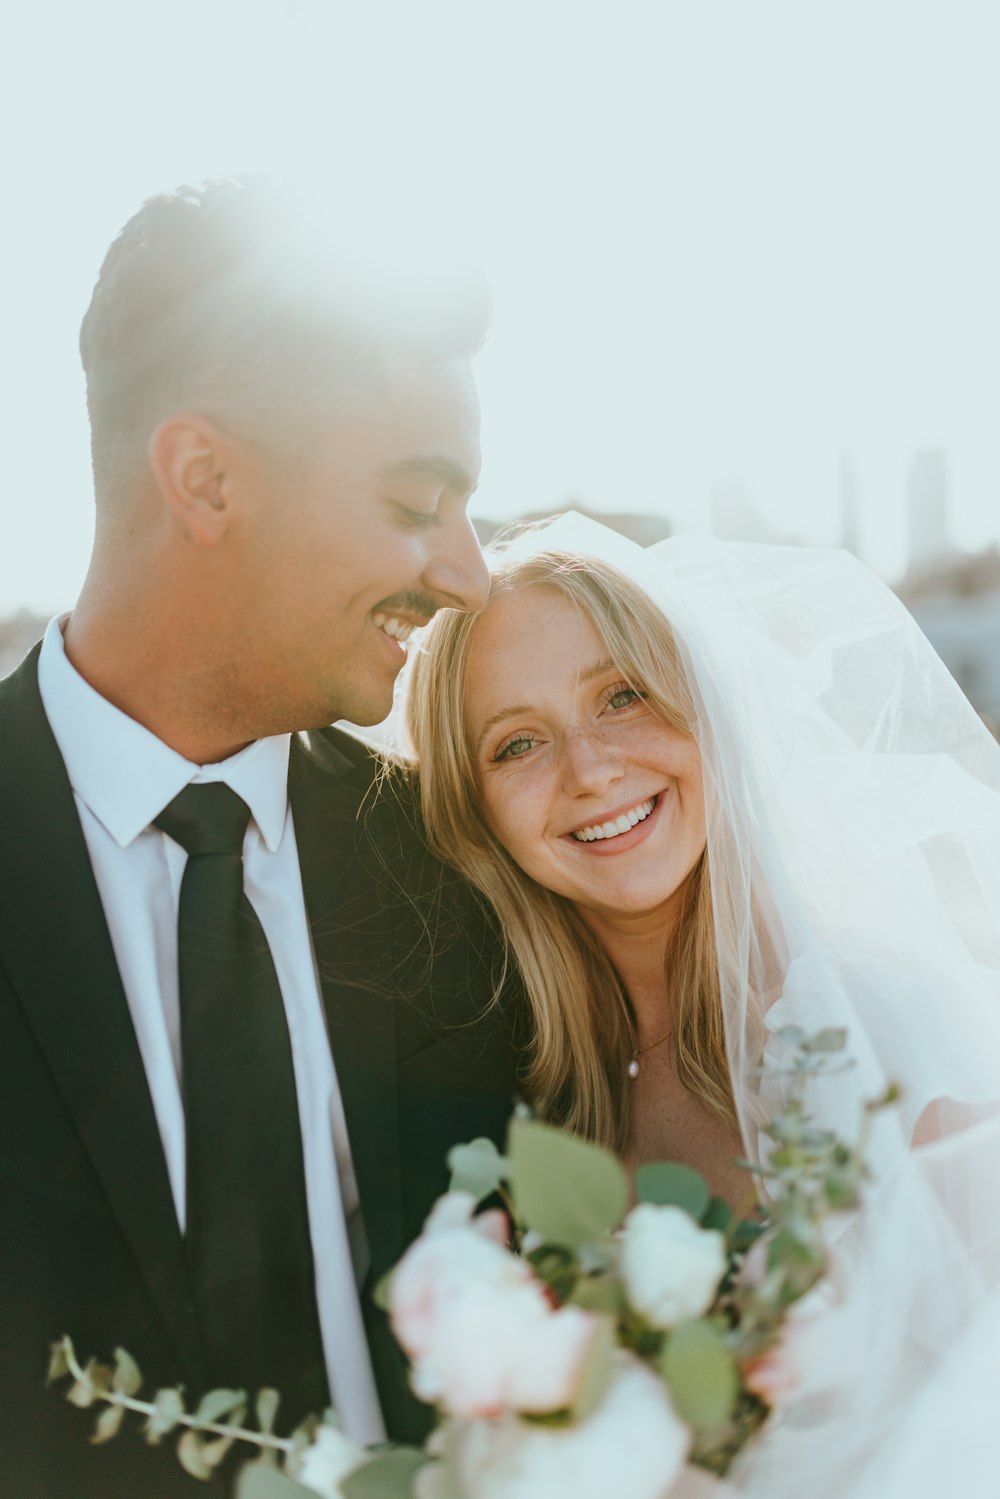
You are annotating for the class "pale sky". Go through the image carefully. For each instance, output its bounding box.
[2,0,999,614]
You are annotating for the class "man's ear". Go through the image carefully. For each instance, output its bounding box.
[147,414,236,545]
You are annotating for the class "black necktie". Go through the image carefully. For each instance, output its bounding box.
[154,783,329,1423]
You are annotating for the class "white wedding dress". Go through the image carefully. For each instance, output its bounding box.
[493,515,1000,1499]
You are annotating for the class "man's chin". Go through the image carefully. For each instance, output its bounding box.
[331,690,396,733]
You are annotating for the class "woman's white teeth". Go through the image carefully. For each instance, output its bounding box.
[372,613,414,642]
[571,797,656,842]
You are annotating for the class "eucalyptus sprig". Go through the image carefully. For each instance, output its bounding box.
[47,1335,303,1481]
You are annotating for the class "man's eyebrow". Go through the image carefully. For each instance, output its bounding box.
[378,456,478,495]
[474,660,620,754]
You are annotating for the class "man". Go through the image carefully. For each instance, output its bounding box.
[0,178,521,1496]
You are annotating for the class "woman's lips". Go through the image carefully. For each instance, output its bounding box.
[564,791,666,855]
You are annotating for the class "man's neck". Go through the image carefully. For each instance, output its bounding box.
[63,608,254,766]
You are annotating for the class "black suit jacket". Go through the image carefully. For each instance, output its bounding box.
[0,646,522,1497]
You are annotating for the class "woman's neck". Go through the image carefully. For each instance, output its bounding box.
[579,907,675,1041]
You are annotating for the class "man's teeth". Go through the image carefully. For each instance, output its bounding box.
[571,797,657,842]
[372,613,415,642]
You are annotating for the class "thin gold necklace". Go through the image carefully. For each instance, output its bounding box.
[627,1029,673,1079]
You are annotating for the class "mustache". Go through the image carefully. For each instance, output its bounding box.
[373,591,441,624]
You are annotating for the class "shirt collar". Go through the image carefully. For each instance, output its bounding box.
[36,616,290,852]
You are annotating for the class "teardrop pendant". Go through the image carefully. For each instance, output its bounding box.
[627,1058,640,1079]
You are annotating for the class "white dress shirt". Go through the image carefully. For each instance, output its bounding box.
[37,617,386,1445]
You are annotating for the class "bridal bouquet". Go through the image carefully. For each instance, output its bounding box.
[50,1029,893,1499]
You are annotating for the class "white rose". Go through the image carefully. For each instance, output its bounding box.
[390,1190,602,1419]
[295,1422,368,1499]
[423,1191,508,1246]
[621,1205,727,1329]
[507,1304,604,1414]
[422,1354,690,1499]
[390,1195,530,1368]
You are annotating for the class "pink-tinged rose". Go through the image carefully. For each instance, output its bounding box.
[417,1354,690,1499]
[741,1258,857,1409]
[390,1191,600,1419]
[621,1205,727,1329]
[742,1345,802,1406]
[408,1275,554,1417]
[736,1236,769,1290]
[390,1209,533,1368]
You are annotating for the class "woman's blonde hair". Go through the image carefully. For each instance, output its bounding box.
[405,547,738,1153]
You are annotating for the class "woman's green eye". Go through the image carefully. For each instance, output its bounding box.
[608,687,641,710]
[495,736,535,761]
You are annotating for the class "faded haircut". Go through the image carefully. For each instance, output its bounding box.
[79,174,490,503]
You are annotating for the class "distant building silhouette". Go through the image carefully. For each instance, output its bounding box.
[907,448,951,574]
[897,547,1000,722]
[474,505,671,550]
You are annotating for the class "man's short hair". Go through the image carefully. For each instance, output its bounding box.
[80,175,490,501]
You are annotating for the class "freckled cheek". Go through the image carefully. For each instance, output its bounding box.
[481,783,552,869]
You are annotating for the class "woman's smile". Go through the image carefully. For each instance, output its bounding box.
[564,790,665,854]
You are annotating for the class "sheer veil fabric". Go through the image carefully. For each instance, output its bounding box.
[461,515,1000,1497]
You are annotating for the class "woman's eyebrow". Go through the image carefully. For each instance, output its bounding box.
[577,656,617,684]
[474,660,619,753]
[475,706,533,754]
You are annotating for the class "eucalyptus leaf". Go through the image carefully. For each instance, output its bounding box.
[804,1028,848,1054]
[146,1387,185,1442]
[447,1136,510,1202]
[112,1346,143,1397]
[635,1162,710,1221]
[701,1197,732,1234]
[66,1378,97,1409]
[372,1270,393,1313]
[84,1359,113,1398]
[200,1431,238,1469]
[195,1387,247,1424]
[342,1447,428,1499]
[46,1338,72,1387]
[237,1462,318,1499]
[569,1315,615,1423]
[177,1430,213,1481]
[256,1388,281,1435]
[91,1404,125,1445]
[660,1320,738,1431]
[507,1117,628,1246]
[570,1275,626,1316]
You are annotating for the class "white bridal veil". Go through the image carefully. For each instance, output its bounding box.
[485,514,1000,1498]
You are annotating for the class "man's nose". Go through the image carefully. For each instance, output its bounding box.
[423,512,490,613]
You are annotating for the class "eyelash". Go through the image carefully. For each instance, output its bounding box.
[606,683,645,711]
[494,733,537,762]
[391,502,438,531]
[491,684,646,762]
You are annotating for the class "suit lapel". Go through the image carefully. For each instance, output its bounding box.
[288,730,403,1273]
[0,649,205,1380]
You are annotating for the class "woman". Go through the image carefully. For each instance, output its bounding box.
[404,513,1000,1497]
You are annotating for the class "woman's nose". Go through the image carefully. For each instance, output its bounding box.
[560,728,624,796]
